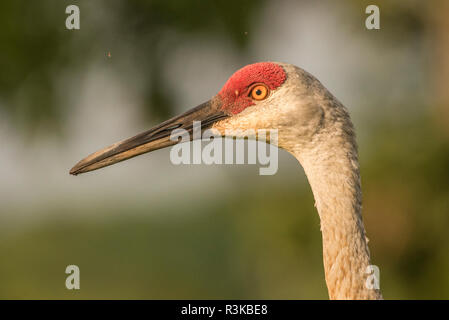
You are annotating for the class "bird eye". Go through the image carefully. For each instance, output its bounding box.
[250,84,269,101]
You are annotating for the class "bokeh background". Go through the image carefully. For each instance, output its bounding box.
[0,0,448,299]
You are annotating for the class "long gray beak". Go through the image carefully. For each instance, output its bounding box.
[69,97,228,175]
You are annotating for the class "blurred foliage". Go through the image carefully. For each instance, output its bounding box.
[0,181,325,299]
[0,0,264,135]
[1,0,448,299]
[0,1,70,134]
[360,113,449,299]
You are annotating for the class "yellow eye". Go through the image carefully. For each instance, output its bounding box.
[250,84,269,100]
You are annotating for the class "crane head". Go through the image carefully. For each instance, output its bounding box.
[70,62,326,175]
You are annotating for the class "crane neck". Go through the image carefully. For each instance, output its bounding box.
[290,122,382,300]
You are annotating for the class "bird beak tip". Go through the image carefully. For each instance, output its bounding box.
[69,97,228,175]
[69,160,85,176]
[69,167,79,176]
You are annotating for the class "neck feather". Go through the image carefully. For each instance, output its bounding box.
[290,120,382,300]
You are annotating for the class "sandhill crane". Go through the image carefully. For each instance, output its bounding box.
[70,62,383,300]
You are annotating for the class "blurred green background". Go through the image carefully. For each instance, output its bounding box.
[0,0,448,299]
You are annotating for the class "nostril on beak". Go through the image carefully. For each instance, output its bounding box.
[162,124,182,131]
[154,123,183,136]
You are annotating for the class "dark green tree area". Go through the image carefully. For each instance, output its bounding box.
[0,0,264,135]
